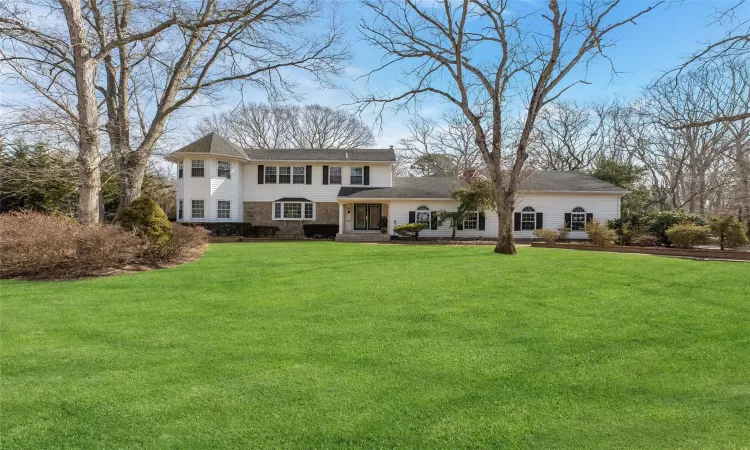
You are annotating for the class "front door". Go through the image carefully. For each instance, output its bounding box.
[354,204,368,230]
[368,204,381,230]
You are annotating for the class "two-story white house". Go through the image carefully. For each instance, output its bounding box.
[167,133,628,241]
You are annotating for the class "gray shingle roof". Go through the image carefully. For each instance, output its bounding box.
[519,171,629,193]
[338,172,627,199]
[166,133,396,162]
[167,133,246,160]
[244,148,396,162]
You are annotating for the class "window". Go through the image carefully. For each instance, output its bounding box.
[415,205,431,226]
[278,166,291,184]
[272,202,315,220]
[463,212,479,230]
[191,160,204,177]
[191,200,204,219]
[264,166,277,184]
[350,167,363,185]
[178,161,183,179]
[571,206,586,231]
[178,200,183,220]
[217,161,231,179]
[217,201,230,219]
[293,166,305,184]
[329,167,342,184]
[521,206,536,230]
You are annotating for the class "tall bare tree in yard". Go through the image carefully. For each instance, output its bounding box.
[358,0,660,254]
[196,103,374,149]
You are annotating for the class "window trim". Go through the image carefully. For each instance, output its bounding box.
[177,161,183,179]
[571,206,587,231]
[277,166,291,184]
[191,160,205,178]
[415,205,431,226]
[463,211,479,230]
[191,199,205,219]
[350,167,364,185]
[329,166,342,184]
[292,166,305,184]
[272,201,315,221]
[521,206,536,231]
[264,166,277,184]
[217,161,231,179]
[217,200,231,220]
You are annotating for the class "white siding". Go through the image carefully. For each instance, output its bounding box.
[389,192,622,239]
[243,162,392,203]
[177,157,244,222]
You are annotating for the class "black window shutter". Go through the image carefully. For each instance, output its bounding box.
[586,213,594,223]
[430,213,438,230]
[322,166,329,185]
[258,165,264,184]
[306,165,312,185]
[408,211,415,224]
[479,212,486,230]
[363,166,370,185]
[514,212,522,231]
[536,212,543,229]
[564,213,572,227]
[457,218,463,230]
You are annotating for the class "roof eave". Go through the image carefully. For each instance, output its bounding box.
[164,151,249,162]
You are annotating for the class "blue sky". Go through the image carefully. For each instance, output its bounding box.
[217,0,743,148]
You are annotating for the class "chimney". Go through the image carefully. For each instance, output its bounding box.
[345,152,348,159]
[389,145,394,150]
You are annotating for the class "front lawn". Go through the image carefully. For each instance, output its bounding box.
[2,243,748,448]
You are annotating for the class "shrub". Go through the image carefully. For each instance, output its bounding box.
[665,224,711,249]
[532,228,559,243]
[632,234,659,247]
[394,223,428,240]
[644,210,706,247]
[146,223,210,263]
[557,223,570,242]
[181,222,279,238]
[607,216,646,245]
[585,218,617,247]
[709,215,749,250]
[302,224,338,239]
[117,196,172,247]
[0,211,145,279]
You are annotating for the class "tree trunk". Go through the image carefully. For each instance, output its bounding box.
[60,0,101,224]
[494,191,516,254]
[116,153,148,215]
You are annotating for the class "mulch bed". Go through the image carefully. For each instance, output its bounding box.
[530,242,750,261]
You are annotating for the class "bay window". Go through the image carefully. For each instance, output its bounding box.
[273,201,315,220]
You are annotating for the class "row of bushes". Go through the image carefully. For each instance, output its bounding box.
[180,222,280,238]
[1,204,209,280]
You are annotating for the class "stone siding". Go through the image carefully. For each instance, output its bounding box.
[244,201,338,237]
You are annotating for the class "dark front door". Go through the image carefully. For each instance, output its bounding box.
[368,204,381,230]
[354,204,368,230]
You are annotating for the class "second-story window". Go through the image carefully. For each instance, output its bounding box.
[177,161,183,179]
[350,167,363,185]
[191,160,205,177]
[329,167,342,184]
[264,166,277,184]
[293,166,305,184]
[278,166,291,184]
[217,161,231,179]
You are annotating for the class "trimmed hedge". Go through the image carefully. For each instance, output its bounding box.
[116,197,173,247]
[302,224,338,238]
[181,222,279,238]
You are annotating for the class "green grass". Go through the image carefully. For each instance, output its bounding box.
[2,243,749,449]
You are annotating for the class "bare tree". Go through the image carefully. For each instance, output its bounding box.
[196,103,375,149]
[529,101,606,171]
[358,0,660,254]
[398,111,482,177]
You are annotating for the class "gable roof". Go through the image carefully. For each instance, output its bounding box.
[337,172,627,199]
[166,133,396,163]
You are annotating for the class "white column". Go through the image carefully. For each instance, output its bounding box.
[338,203,344,234]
